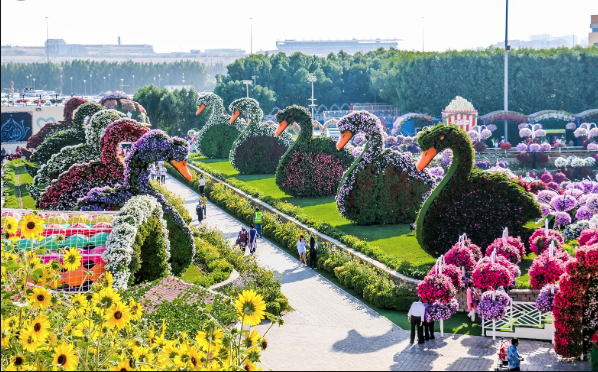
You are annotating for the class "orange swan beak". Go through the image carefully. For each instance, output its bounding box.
[275,121,289,137]
[142,123,152,127]
[230,110,241,124]
[336,131,353,150]
[170,160,192,182]
[196,104,206,116]
[416,148,438,171]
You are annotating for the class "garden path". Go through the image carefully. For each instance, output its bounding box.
[165,174,589,371]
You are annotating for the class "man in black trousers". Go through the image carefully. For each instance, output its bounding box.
[407,298,426,344]
[424,302,435,340]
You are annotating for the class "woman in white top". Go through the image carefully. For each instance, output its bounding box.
[199,175,206,194]
[149,163,156,181]
[297,235,307,266]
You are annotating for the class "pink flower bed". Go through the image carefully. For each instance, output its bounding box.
[528,249,571,289]
[529,229,564,255]
[428,264,465,290]
[472,257,515,290]
[417,273,457,304]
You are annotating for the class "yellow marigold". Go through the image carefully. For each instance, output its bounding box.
[235,290,267,326]
[19,327,40,353]
[111,360,132,371]
[29,314,51,342]
[19,213,44,239]
[63,248,82,272]
[3,217,18,235]
[92,286,121,309]
[52,343,79,371]
[29,287,52,309]
[105,302,131,330]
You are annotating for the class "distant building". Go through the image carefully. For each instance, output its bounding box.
[44,39,154,56]
[275,39,400,56]
[490,34,580,49]
[190,49,246,57]
[590,15,598,46]
[163,85,194,92]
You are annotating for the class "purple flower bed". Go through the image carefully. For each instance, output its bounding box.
[535,284,559,312]
[477,290,511,321]
[425,298,459,322]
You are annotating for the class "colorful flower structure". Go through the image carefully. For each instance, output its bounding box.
[26,97,88,149]
[485,236,525,264]
[472,256,516,291]
[335,111,435,225]
[417,273,457,305]
[535,284,559,313]
[38,119,150,210]
[427,263,464,290]
[529,228,564,255]
[227,98,292,174]
[424,298,459,322]
[99,92,149,123]
[444,242,477,270]
[528,248,570,289]
[477,290,511,321]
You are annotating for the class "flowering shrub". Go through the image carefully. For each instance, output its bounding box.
[417,273,457,304]
[424,298,459,322]
[444,242,476,270]
[535,284,559,312]
[228,98,292,174]
[26,98,88,150]
[500,142,512,151]
[578,228,598,246]
[486,238,522,264]
[275,105,353,197]
[563,220,590,241]
[335,111,435,224]
[529,228,564,255]
[99,93,149,123]
[528,249,570,289]
[477,290,511,321]
[472,257,515,290]
[428,264,464,289]
[196,93,246,158]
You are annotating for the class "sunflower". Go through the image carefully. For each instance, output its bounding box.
[52,343,79,371]
[104,271,114,287]
[235,290,267,326]
[19,327,40,353]
[19,213,44,239]
[111,360,132,371]
[30,314,51,342]
[63,248,82,272]
[29,287,52,309]
[244,361,262,371]
[3,217,18,235]
[195,328,224,351]
[1,329,10,348]
[105,302,131,330]
[244,329,260,348]
[72,293,89,308]
[92,286,121,309]
[128,297,144,321]
[132,347,153,363]
[11,355,26,368]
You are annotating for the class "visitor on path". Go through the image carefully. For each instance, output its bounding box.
[200,193,208,218]
[159,162,167,185]
[507,338,524,371]
[1,148,5,163]
[407,299,425,344]
[591,325,598,371]
[467,282,478,322]
[196,199,204,224]
[423,302,435,341]
[199,175,206,194]
[248,224,258,255]
[236,227,249,254]
[253,207,263,238]
[149,163,156,181]
[297,235,307,266]
[309,236,318,269]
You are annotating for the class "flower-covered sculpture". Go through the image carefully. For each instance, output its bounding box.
[274,105,354,197]
[472,256,516,290]
[485,237,523,264]
[477,290,511,321]
[99,92,149,123]
[31,109,127,193]
[38,119,150,210]
[444,242,477,270]
[26,97,88,150]
[195,93,246,158]
[227,98,292,174]
[414,123,541,257]
[77,130,195,276]
[427,264,464,289]
[334,111,435,224]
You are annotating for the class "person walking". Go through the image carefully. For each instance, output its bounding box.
[467,282,478,322]
[423,302,435,341]
[297,235,307,266]
[308,236,318,269]
[248,224,258,255]
[196,199,204,224]
[507,338,524,371]
[200,193,208,218]
[149,163,156,181]
[591,325,598,371]
[236,227,249,254]
[407,298,425,344]
[199,175,206,194]
[1,147,6,163]
[159,162,167,185]
[253,207,263,238]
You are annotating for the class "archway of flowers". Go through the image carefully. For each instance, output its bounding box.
[576,109,598,124]
[481,110,528,125]
[391,113,433,135]
[529,110,575,124]
[553,242,597,359]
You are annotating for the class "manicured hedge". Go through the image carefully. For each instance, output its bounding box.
[129,213,171,285]
[199,124,243,158]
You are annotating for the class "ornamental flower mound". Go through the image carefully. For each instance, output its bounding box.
[428,264,464,289]
[417,273,457,305]
[485,237,524,264]
[535,284,559,313]
[282,151,347,197]
[477,290,511,321]
[445,243,476,270]
[529,228,564,255]
[578,228,598,246]
[528,249,570,289]
[425,298,459,322]
[472,257,515,291]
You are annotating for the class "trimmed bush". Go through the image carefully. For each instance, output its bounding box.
[130,213,171,284]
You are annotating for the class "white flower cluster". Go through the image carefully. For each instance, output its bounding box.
[104,195,171,290]
[557,156,597,168]
[530,110,575,123]
[444,96,475,112]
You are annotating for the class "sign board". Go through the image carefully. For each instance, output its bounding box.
[1,112,33,143]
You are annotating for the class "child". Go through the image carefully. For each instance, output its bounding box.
[200,193,208,218]
[236,227,249,254]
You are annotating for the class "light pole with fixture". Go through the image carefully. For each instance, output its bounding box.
[70,77,73,95]
[32,78,36,90]
[242,80,253,98]
[132,75,135,93]
[103,76,106,92]
[60,74,63,95]
[108,73,111,91]
[504,0,509,142]
[307,75,317,118]
[89,74,93,95]
[158,74,161,89]
[83,79,86,95]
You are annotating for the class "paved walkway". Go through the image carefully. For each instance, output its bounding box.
[165,175,589,371]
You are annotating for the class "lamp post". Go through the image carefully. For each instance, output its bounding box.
[307,75,317,118]
[504,0,509,142]
[132,75,135,93]
[250,18,253,54]
[60,74,63,95]
[83,79,86,95]
[242,80,252,98]
[108,73,111,91]
[89,74,93,95]
[32,78,36,90]
[182,73,185,85]
[103,76,106,92]
[26,75,29,90]
[70,77,73,95]
[158,74,161,89]
[120,79,124,92]
[46,16,49,62]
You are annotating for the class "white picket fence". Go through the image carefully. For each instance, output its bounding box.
[482,301,555,341]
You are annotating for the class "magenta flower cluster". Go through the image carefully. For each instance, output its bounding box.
[529,229,564,255]
[417,273,457,305]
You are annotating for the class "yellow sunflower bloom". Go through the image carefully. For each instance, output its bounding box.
[111,360,132,371]
[129,297,144,321]
[104,271,114,287]
[195,328,224,351]
[19,327,40,353]
[3,217,18,235]
[52,343,79,371]
[133,346,154,363]
[105,302,131,330]
[72,293,89,308]
[92,286,122,309]
[19,213,45,239]
[244,329,260,348]
[29,314,51,342]
[63,248,82,272]
[187,346,205,371]
[10,355,26,369]
[235,290,267,326]
[244,361,262,371]
[1,330,10,348]
[29,287,52,309]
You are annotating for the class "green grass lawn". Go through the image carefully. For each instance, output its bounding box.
[178,264,205,283]
[192,158,437,268]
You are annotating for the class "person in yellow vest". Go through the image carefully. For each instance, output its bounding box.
[253,207,263,238]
